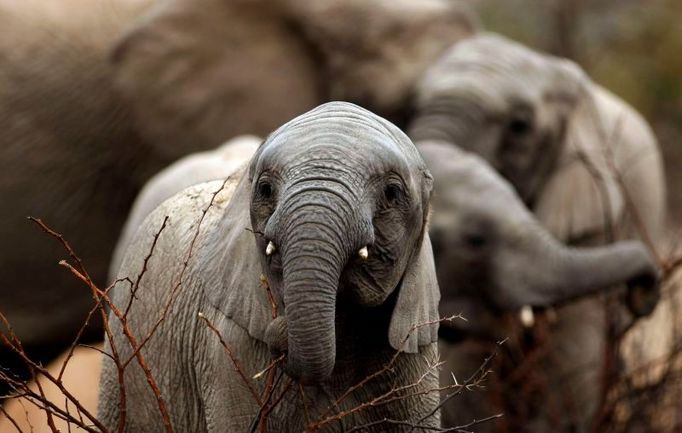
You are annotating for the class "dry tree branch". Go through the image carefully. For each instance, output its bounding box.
[303,314,478,432]
[26,216,180,433]
[122,179,229,369]
[123,216,169,318]
[413,340,503,431]
[28,217,132,432]
[345,412,504,433]
[0,179,238,432]
[0,403,25,433]
[60,260,172,433]
[0,309,105,433]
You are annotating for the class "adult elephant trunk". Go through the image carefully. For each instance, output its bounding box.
[276,198,352,384]
[504,221,659,313]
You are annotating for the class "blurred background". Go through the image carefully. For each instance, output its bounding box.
[476,0,682,222]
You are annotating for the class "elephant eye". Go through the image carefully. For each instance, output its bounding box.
[507,117,532,136]
[384,183,403,204]
[464,233,487,249]
[257,181,273,199]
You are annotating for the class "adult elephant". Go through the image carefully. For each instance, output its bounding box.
[0,0,476,393]
[409,34,666,432]
[99,102,442,432]
[419,141,659,432]
[111,0,479,159]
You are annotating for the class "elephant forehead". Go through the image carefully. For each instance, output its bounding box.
[259,102,424,173]
[421,34,587,107]
[262,130,410,171]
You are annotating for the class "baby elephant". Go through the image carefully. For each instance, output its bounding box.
[419,141,659,432]
[99,102,442,432]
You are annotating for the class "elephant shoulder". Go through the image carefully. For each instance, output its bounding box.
[535,83,665,243]
[533,158,624,244]
[592,85,665,238]
[109,136,260,279]
[592,85,660,166]
[112,177,241,305]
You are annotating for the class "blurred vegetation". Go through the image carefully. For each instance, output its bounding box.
[475,0,682,221]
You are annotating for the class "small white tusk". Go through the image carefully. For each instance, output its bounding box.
[519,305,535,328]
[265,241,276,256]
[358,246,369,260]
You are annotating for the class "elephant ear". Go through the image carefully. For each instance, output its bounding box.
[282,0,478,118]
[388,234,441,354]
[533,81,624,243]
[197,156,273,341]
[111,0,319,161]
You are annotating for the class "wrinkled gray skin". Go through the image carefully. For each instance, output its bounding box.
[410,34,665,432]
[0,0,475,385]
[99,103,442,432]
[109,135,261,280]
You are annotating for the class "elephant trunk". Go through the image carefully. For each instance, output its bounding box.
[513,223,659,312]
[278,200,350,384]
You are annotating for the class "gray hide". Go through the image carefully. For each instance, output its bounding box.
[109,135,261,280]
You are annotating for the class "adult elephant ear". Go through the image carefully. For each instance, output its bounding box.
[281,0,479,122]
[388,234,441,354]
[533,68,624,243]
[110,0,320,162]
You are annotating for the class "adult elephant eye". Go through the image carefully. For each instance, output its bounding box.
[384,184,403,203]
[258,181,273,199]
[507,117,532,136]
[506,106,534,137]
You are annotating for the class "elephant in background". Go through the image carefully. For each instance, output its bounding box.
[409,33,666,432]
[99,102,442,432]
[0,0,476,392]
[112,0,479,160]
[418,141,659,431]
[410,33,665,242]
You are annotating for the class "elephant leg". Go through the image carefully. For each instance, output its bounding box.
[543,298,606,433]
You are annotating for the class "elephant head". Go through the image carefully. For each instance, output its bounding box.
[409,33,597,209]
[208,102,439,384]
[419,141,660,340]
[111,0,477,160]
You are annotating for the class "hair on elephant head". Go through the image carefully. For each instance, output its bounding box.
[418,141,660,342]
[200,102,440,385]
